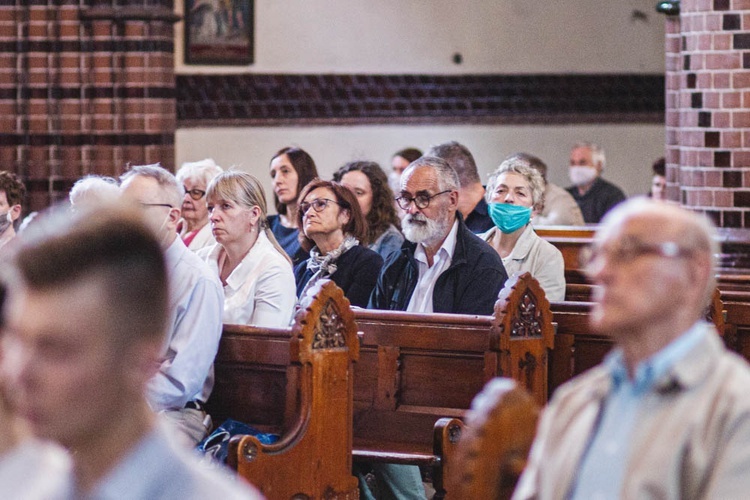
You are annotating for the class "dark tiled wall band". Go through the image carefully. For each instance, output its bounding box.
[177,73,665,126]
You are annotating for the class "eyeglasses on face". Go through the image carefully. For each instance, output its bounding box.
[299,198,343,215]
[579,238,693,275]
[184,187,206,201]
[140,203,173,209]
[395,190,451,210]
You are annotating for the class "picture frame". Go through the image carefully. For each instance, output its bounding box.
[184,0,254,65]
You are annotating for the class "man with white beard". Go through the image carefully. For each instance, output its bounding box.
[369,156,507,315]
[365,156,507,500]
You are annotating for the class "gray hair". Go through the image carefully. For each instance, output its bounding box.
[176,158,223,187]
[426,141,479,187]
[69,175,121,207]
[404,156,460,193]
[120,163,184,208]
[485,158,546,212]
[503,152,548,182]
[573,141,606,170]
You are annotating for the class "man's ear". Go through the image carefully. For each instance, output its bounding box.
[121,338,162,391]
[9,205,21,222]
[448,190,459,210]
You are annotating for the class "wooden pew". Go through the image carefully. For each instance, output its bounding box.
[445,378,539,500]
[719,290,750,361]
[351,273,554,498]
[548,289,728,395]
[534,225,594,272]
[207,281,360,499]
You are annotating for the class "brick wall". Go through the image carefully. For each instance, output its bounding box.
[668,0,750,227]
[0,1,177,213]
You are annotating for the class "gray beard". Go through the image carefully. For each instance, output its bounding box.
[402,213,451,247]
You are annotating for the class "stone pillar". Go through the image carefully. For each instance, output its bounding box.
[0,1,178,213]
[667,0,750,227]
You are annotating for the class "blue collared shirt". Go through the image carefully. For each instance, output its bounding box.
[569,322,708,500]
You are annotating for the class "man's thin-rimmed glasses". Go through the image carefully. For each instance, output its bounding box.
[395,190,451,210]
[299,198,343,214]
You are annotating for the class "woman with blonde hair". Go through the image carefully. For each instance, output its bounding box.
[199,171,296,327]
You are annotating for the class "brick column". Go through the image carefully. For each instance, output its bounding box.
[0,1,178,213]
[671,0,750,227]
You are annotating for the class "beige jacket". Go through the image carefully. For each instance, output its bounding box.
[513,324,750,500]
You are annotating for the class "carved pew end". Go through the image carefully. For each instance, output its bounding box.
[445,378,539,500]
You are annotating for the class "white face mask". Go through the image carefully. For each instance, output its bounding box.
[387,171,401,194]
[569,166,598,187]
[0,210,12,235]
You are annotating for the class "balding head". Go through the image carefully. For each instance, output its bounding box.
[586,199,716,348]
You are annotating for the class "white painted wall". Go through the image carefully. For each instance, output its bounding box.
[176,124,665,213]
[175,0,665,74]
[175,1,666,211]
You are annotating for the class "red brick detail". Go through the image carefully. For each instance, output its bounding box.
[0,3,177,213]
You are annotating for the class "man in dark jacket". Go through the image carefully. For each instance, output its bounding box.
[364,155,507,500]
[369,155,507,316]
[566,141,627,223]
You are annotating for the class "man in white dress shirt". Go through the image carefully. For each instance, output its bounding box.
[120,164,224,446]
[1,204,260,498]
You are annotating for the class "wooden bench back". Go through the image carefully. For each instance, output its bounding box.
[549,289,728,396]
[221,281,359,499]
[446,378,539,500]
[351,273,552,459]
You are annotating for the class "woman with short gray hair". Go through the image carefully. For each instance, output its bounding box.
[481,159,566,301]
[176,158,223,252]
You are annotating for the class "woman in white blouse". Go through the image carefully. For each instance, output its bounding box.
[481,158,566,301]
[200,171,296,327]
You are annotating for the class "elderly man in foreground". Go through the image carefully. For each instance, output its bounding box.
[514,198,750,500]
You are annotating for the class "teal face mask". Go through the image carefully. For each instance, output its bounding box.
[488,203,532,234]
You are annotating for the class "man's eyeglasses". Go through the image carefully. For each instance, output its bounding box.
[299,198,343,214]
[579,238,693,275]
[395,190,451,210]
[184,187,206,201]
[140,203,173,209]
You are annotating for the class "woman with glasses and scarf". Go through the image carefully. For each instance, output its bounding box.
[176,159,224,252]
[199,171,296,327]
[294,180,383,308]
[481,158,566,301]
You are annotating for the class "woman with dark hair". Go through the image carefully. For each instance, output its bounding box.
[389,147,422,192]
[294,180,383,308]
[267,147,319,265]
[333,161,404,260]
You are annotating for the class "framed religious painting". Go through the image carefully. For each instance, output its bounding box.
[185,0,254,65]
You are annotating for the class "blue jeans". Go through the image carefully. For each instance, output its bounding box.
[359,463,426,500]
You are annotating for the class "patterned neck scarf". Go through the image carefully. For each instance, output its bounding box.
[298,235,359,305]
[306,235,359,276]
